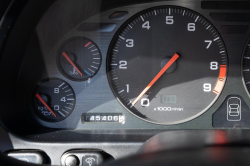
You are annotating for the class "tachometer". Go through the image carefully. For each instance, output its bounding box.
[107,6,227,125]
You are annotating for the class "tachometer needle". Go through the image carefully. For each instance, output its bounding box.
[62,52,83,76]
[35,93,57,117]
[132,53,180,106]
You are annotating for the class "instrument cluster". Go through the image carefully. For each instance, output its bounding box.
[14,0,250,130]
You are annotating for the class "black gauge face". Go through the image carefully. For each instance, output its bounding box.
[107,6,228,125]
[57,37,102,81]
[242,39,250,96]
[33,78,76,122]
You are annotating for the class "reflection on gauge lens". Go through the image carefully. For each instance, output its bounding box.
[33,78,76,122]
[57,37,102,81]
[107,6,228,125]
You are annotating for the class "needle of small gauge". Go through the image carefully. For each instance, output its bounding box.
[62,52,83,76]
[132,53,180,106]
[35,93,57,117]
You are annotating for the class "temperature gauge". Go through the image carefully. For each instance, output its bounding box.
[33,78,76,122]
[57,37,102,81]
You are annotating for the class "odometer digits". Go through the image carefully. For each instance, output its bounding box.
[107,6,227,125]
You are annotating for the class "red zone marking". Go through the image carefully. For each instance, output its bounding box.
[213,65,227,95]
[84,42,92,48]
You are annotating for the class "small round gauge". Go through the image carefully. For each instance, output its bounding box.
[242,38,250,96]
[107,6,228,125]
[33,78,76,122]
[57,37,102,81]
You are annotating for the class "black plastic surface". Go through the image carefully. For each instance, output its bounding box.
[220,25,249,34]
[213,95,250,128]
[0,0,11,19]
[201,1,250,10]
[78,23,116,32]
[103,147,250,166]
[109,11,128,20]
[7,151,47,164]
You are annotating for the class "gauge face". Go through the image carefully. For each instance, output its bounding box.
[107,6,228,125]
[33,78,76,122]
[242,39,250,96]
[57,37,102,81]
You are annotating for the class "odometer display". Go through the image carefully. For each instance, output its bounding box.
[107,6,227,125]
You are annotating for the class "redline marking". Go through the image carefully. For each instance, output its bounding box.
[213,65,227,95]
[84,42,92,47]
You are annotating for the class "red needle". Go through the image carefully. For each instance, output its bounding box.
[62,52,83,76]
[132,53,180,106]
[35,93,57,117]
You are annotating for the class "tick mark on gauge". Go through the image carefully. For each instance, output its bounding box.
[118,89,124,94]
[88,68,95,73]
[62,109,69,114]
[88,45,95,49]
[244,57,250,59]
[91,65,98,69]
[128,24,133,29]
[64,106,72,109]
[214,37,219,41]
[154,10,157,15]
[58,111,65,117]
[65,89,71,92]
[62,86,68,89]
[84,70,92,76]
[119,36,125,40]
[58,82,65,88]
[206,25,211,29]
[67,98,74,100]
[84,42,92,47]
[140,15,144,21]
[243,69,249,72]
[195,16,199,22]
[91,49,97,52]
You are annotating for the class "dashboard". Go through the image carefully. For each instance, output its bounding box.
[1,0,250,165]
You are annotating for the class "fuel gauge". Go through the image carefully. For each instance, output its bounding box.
[57,37,102,81]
